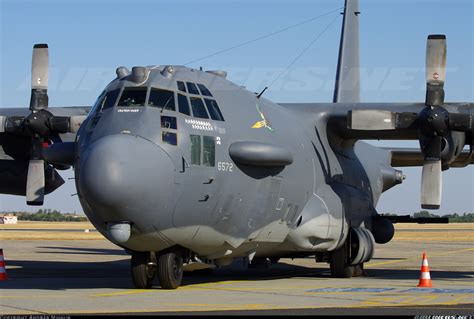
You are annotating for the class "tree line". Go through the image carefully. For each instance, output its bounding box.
[4,209,88,222]
[382,211,474,223]
[2,209,473,223]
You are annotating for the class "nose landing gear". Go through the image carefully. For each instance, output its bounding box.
[130,248,184,290]
[157,250,184,289]
[131,252,157,289]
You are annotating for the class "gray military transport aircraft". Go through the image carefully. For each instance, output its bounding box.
[1,0,472,289]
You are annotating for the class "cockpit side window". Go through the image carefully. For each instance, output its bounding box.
[118,87,147,107]
[177,81,186,93]
[102,89,121,111]
[186,82,200,95]
[204,99,224,121]
[148,88,175,111]
[91,91,106,115]
[177,93,191,116]
[190,97,209,119]
[197,84,213,97]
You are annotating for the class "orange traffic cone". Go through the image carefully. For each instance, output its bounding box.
[0,249,7,280]
[417,252,432,287]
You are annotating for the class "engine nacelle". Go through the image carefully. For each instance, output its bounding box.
[350,227,375,265]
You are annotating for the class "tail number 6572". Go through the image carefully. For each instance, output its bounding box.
[217,162,233,172]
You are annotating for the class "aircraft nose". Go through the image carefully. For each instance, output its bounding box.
[77,134,175,224]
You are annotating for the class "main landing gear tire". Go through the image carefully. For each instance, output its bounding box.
[158,250,184,289]
[131,252,156,289]
[352,263,365,277]
[329,243,354,278]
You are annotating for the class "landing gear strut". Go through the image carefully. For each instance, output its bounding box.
[131,251,157,289]
[157,249,184,289]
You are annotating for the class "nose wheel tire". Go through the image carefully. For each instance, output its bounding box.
[158,250,184,289]
[131,252,156,289]
[329,243,354,278]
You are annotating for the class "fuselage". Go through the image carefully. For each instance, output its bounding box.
[74,65,398,261]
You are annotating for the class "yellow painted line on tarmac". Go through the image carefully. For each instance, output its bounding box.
[366,259,407,268]
[398,295,439,305]
[433,247,474,256]
[437,295,471,305]
[366,247,474,268]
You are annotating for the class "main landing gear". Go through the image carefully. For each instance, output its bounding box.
[131,248,184,289]
[329,227,374,278]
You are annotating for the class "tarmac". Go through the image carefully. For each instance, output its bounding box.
[0,226,473,315]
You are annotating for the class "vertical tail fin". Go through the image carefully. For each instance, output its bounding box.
[333,0,360,103]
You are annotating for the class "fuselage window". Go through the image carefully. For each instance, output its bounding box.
[162,131,177,146]
[202,136,216,167]
[161,116,177,130]
[190,135,201,165]
[177,81,186,93]
[102,88,121,110]
[204,99,225,121]
[148,88,175,111]
[190,97,209,119]
[197,84,213,97]
[177,93,191,116]
[186,82,200,95]
[118,87,147,107]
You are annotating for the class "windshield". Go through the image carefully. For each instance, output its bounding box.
[118,87,147,106]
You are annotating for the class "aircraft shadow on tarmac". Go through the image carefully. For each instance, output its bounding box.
[3,258,474,291]
[37,246,129,256]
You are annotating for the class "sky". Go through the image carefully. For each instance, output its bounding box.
[0,0,472,215]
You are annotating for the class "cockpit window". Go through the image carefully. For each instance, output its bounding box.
[197,84,213,97]
[148,88,175,111]
[118,87,147,106]
[91,91,106,114]
[204,99,224,121]
[177,81,186,93]
[102,89,121,111]
[190,97,209,119]
[177,93,191,116]
[186,82,200,95]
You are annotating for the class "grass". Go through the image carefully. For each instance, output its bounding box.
[0,221,472,241]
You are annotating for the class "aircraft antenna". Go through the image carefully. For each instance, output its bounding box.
[183,7,343,66]
[264,14,340,93]
[256,87,268,99]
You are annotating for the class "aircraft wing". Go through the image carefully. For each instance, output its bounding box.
[384,147,474,168]
[0,106,89,117]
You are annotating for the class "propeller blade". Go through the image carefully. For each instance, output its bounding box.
[0,116,6,133]
[30,44,49,111]
[420,160,442,209]
[26,159,45,205]
[425,35,446,107]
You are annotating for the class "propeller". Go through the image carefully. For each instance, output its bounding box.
[348,35,473,209]
[26,44,50,205]
[419,35,447,209]
[1,44,86,205]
